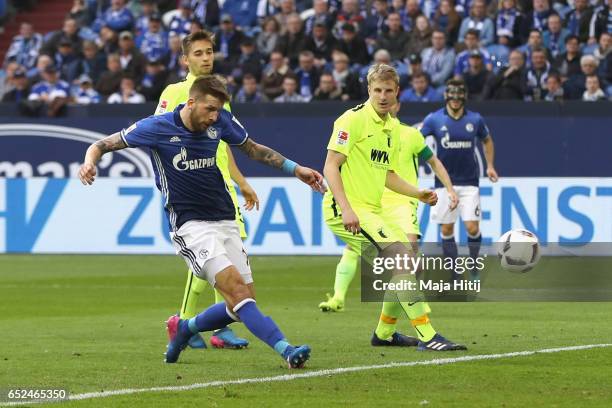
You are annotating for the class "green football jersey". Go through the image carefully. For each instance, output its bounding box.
[381,123,433,207]
[323,101,401,218]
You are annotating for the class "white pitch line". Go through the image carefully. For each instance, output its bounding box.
[2,343,611,406]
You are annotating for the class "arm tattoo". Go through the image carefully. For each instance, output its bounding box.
[238,138,287,169]
[94,133,127,154]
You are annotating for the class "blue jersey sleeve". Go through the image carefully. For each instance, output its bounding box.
[219,110,249,145]
[120,117,159,148]
[419,114,436,137]
[476,114,490,140]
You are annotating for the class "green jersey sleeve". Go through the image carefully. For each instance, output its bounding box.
[327,112,361,157]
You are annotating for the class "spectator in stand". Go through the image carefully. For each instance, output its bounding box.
[234,73,269,102]
[375,12,410,61]
[432,0,461,45]
[593,32,611,84]
[261,50,294,99]
[406,52,422,83]
[215,14,247,70]
[139,58,168,101]
[303,21,338,67]
[93,0,134,33]
[276,13,306,68]
[274,75,309,102]
[165,53,189,85]
[2,67,30,103]
[401,0,423,32]
[564,0,594,44]
[519,29,550,69]
[136,13,168,63]
[525,47,552,101]
[0,62,19,99]
[28,65,70,117]
[483,49,527,100]
[229,37,265,85]
[4,22,43,69]
[191,0,220,28]
[454,29,492,77]
[134,0,157,36]
[582,74,607,100]
[72,74,101,104]
[276,0,298,33]
[543,72,564,100]
[399,72,441,101]
[96,53,123,97]
[97,25,119,55]
[336,23,370,66]
[406,15,433,56]
[69,0,94,28]
[362,0,390,43]
[334,0,365,37]
[526,0,551,32]
[457,0,494,46]
[312,72,343,100]
[222,0,259,31]
[461,50,493,99]
[331,50,362,100]
[421,29,455,88]
[588,0,611,44]
[26,54,53,86]
[305,0,336,35]
[420,0,441,21]
[257,17,281,60]
[107,76,145,103]
[77,40,106,84]
[168,0,193,39]
[552,35,582,80]
[543,14,570,58]
[55,39,81,83]
[564,54,601,98]
[118,31,147,83]
[294,50,320,100]
[256,0,281,22]
[495,0,527,47]
[164,35,183,78]
[41,17,83,56]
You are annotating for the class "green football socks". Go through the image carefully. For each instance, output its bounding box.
[332,248,360,302]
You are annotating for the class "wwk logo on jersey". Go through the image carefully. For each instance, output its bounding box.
[337,130,349,145]
[172,147,216,171]
[370,149,390,164]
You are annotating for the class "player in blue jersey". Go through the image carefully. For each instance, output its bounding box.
[419,78,498,281]
[78,76,326,368]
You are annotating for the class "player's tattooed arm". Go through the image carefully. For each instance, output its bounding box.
[237,138,287,168]
[79,132,126,185]
[93,132,127,154]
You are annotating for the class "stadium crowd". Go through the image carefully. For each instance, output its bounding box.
[1,0,611,111]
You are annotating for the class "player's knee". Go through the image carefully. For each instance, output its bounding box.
[440,224,454,237]
[466,223,480,236]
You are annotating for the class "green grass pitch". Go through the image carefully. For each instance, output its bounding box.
[1,255,611,407]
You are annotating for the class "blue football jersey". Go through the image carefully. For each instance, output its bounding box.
[120,106,248,231]
[420,108,490,188]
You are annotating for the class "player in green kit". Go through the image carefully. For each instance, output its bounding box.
[158,31,257,349]
[319,102,458,314]
[323,64,466,350]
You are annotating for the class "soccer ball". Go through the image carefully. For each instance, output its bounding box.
[497,229,541,273]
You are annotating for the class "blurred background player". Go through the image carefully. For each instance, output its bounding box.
[419,78,498,282]
[319,101,457,314]
[79,76,325,369]
[322,63,466,351]
[155,30,259,350]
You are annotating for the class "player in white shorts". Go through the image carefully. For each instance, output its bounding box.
[420,79,499,280]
